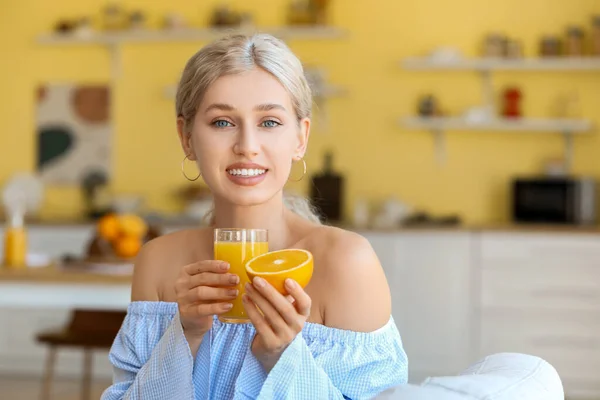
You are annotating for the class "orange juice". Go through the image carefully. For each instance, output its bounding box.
[214,241,268,323]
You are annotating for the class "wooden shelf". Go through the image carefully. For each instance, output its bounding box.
[401,57,600,72]
[37,26,347,46]
[401,117,593,133]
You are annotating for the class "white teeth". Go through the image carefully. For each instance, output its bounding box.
[228,168,266,177]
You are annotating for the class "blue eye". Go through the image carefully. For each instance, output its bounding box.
[214,120,233,128]
[262,120,281,128]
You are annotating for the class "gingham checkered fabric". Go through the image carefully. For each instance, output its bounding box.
[101,301,407,400]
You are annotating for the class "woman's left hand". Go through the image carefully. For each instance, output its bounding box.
[243,276,311,373]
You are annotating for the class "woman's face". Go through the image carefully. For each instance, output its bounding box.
[178,67,310,207]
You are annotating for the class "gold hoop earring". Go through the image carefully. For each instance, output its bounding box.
[181,154,201,181]
[288,158,307,182]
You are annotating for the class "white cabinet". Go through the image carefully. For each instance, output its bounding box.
[364,231,474,383]
[478,232,600,399]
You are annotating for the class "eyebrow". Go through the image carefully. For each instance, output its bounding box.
[204,103,287,113]
[204,103,235,113]
[254,103,287,112]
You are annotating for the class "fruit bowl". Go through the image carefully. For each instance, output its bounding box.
[86,213,159,262]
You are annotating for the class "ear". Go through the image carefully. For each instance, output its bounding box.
[294,117,311,159]
[177,116,197,161]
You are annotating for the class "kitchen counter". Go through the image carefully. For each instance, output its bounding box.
[0,264,132,284]
[9,218,600,234]
[350,223,600,235]
[0,264,131,310]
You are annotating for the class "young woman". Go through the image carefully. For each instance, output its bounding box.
[101,33,407,400]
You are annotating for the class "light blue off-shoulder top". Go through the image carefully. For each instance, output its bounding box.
[100,301,408,400]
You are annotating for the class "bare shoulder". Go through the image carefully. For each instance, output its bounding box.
[131,228,210,301]
[305,226,391,332]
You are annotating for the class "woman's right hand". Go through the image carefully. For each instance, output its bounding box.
[175,260,240,339]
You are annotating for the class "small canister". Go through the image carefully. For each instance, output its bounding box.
[483,33,506,57]
[565,26,585,57]
[540,36,561,57]
[506,39,523,58]
[592,16,600,56]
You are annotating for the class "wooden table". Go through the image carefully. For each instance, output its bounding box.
[0,265,132,310]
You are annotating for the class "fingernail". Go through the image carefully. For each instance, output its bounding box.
[224,303,233,310]
[242,294,249,302]
[253,277,265,288]
[285,279,296,290]
[220,262,229,271]
[228,289,238,297]
[245,283,252,292]
[229,274,239,284]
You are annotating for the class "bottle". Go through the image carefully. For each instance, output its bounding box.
[309,151,344,224]
[3,211,27,269]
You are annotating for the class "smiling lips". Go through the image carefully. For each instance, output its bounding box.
[226,163,268,186]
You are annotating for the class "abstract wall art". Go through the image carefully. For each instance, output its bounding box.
[36,84,112,185]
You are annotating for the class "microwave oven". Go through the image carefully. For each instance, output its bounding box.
[512,177,597,225]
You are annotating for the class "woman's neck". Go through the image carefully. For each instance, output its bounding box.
[212,194,292,251]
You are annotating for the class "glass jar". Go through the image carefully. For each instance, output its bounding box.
[592,16,600,56]
[565,26,584,57]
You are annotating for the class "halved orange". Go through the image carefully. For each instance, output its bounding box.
[245,249,313,295]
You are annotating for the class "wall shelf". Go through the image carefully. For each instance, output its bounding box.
[37,26,347,46]
[400,55,599,167]
[401,117,592,133]
[401,116,593,167]
[401,57,600,72]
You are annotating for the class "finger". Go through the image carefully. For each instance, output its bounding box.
[184,260,229,276]
[285,279,311,317]
[242,294,278,343]
[252,277,299,325]
[245,282,290,334]
[195,302,233,317]
[189,272,240,289]
[186,286,238,302]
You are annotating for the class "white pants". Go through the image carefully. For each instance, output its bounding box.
[374,353,564,400]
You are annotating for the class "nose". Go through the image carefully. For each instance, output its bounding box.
[233,123,260,158]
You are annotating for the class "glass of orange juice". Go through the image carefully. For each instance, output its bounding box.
[214,228,268,323]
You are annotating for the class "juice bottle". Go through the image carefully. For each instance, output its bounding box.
[4,212,27,269]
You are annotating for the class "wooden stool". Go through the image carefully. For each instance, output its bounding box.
[36,309,126,400]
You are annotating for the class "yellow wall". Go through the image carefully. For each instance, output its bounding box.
[1,0,599,224]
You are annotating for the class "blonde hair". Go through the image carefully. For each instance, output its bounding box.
[176,33,312,132]
[176,33,322,224]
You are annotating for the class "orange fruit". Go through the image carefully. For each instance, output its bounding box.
[245,249,313,294]
[117,214,148,238]
[97,214,120,241]
[113,235,142,259]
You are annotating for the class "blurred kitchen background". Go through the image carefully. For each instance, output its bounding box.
[1,0,600,399]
